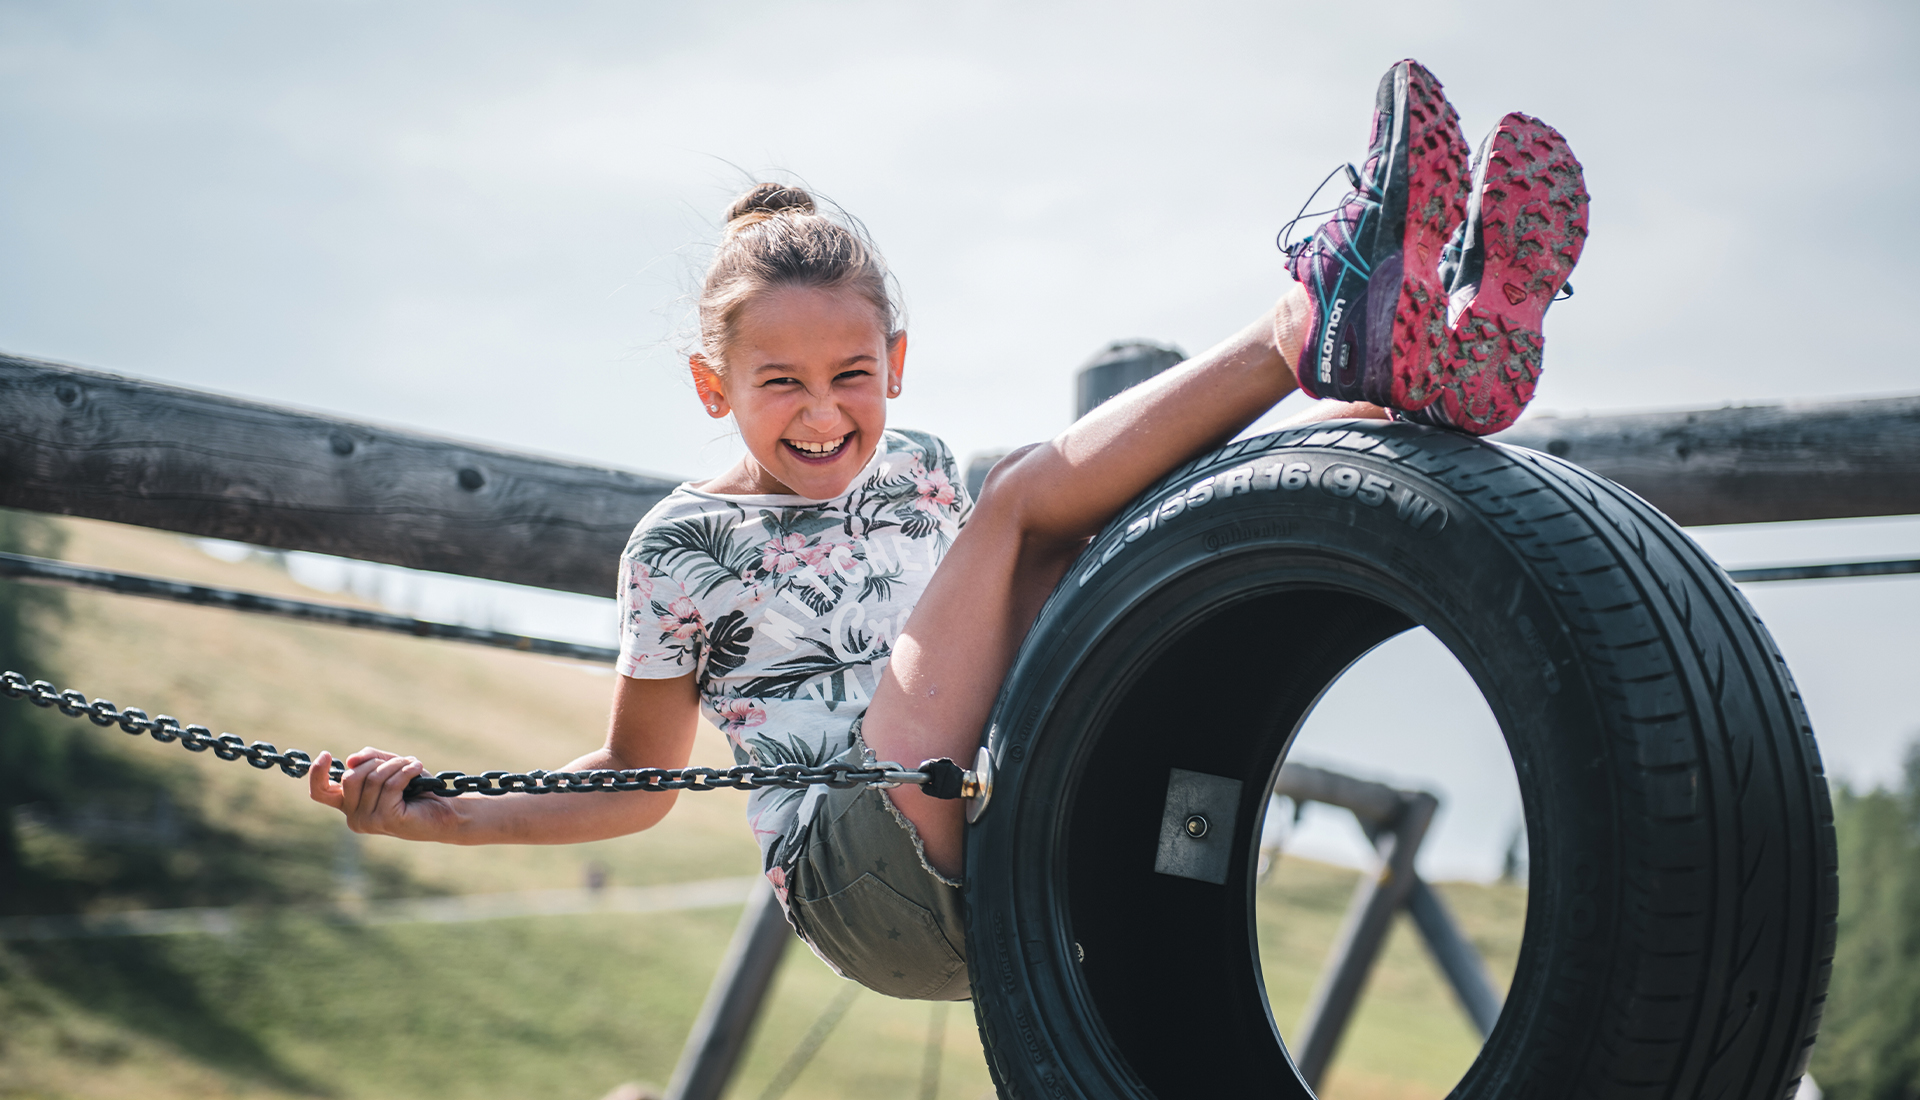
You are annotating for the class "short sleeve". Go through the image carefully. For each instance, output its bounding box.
[934,434,974,525]
[892,428,972,526]
[616,552,699,680]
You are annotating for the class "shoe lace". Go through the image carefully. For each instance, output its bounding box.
[1275,162,1377,259]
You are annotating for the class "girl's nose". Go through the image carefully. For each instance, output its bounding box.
[800,388,840,429]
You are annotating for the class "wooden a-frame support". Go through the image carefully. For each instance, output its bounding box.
[659,761,1506,1097]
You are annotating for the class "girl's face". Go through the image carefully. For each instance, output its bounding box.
[692,284,905,500]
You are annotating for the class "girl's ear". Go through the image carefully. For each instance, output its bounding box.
[690,355,731,419]
[886,331,908,397]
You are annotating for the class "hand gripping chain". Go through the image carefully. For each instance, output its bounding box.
[0,670,991,812]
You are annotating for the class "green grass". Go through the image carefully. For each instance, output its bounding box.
[0,902,1013,1100]
[0,869,1525,1100]
[0,516,1528,1099]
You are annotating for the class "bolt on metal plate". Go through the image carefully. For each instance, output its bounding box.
[1153,767,1242,885]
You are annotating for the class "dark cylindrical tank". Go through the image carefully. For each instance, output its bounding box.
[964,339,1189,502]
[1074,340,1186,420]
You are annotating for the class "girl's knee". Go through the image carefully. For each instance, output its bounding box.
[972,442,1096,558]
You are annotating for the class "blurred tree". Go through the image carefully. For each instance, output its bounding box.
[1814,738,1920,1098]
[0,509,344,915]
[0,507,77,909]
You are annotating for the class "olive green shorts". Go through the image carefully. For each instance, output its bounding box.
[784,730,971,1001]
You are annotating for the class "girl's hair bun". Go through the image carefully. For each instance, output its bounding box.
[724,183,816,237]
[699,181,900,371]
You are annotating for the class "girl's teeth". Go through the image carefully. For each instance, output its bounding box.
[790,436,846,455]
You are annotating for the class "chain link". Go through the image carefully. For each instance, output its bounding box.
[1,669,961,800]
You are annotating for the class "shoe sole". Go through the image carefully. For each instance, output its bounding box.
[1381,62,1471,410]
[1432,114,1589,433]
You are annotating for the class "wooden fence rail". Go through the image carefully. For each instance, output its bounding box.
[4,352,1917,597]
[1493,396,1920,527]
[0,354,679,597]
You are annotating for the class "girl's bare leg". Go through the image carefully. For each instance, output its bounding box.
[864,283,1346,876]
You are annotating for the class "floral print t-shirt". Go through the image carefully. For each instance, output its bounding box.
[616,428,970,898]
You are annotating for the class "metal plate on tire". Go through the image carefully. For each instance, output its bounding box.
[1154,768,1242,885]
[965,745,993,824]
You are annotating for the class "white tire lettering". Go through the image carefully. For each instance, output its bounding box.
[1185,477,1216,508]
[1084,448,1446,591]
[1322,465,1361,498]
[1393,488,1445,531]
[1357,473,1392,508]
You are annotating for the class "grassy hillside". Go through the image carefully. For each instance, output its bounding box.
[0,514,1526,1099]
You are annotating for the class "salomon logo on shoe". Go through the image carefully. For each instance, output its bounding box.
[1317,297,1347,384]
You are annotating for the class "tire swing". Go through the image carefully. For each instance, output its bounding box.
[964,419,1837,1099]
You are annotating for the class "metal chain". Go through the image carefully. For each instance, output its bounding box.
[0,669,966,800]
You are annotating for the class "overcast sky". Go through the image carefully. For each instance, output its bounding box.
[3,0,1915,876]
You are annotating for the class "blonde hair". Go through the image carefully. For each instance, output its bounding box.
[697,183,901,372]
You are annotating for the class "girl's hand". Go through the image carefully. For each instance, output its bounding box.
[302,673,703,846]
[308,747,465,841]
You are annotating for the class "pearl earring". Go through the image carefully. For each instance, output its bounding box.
[707,404,719,412]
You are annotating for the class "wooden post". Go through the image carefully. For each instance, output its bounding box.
[1287,789,1437,1085]
[1404,878,1503,1038]
[663,879,792,1100]
[1272,763,1508,1078]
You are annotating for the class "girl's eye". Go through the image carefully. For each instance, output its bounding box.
[835,369,872,384]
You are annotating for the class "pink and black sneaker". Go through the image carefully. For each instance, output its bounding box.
[1281,59,1470,410]
[1403,113,1590,434]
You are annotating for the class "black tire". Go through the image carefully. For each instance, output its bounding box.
[964,420,1836,1099]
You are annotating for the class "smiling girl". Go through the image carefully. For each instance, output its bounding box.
[310,61,1588,1002]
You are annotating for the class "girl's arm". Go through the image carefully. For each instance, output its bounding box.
[307,672,703,845]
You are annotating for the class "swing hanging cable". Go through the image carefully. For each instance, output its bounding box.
[1,546,1907,799]
[0,551,619,664]
[0,671,984,802]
